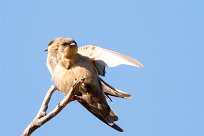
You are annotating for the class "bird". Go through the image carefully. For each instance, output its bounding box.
[44,37,143,132]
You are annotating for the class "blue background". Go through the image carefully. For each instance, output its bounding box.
[0,0,203,136]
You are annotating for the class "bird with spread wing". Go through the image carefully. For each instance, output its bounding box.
[44,37,143,132]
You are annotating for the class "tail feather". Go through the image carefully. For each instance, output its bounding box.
[100,77,132,99]
[77,99,123,132]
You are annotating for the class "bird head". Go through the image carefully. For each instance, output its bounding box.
[58,38,78,59]
[44,37,64,55]
[44,38,64,74]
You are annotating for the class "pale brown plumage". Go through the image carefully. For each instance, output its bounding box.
[44,37,143,132]
[45,38,137,100]
[44,37,64,75]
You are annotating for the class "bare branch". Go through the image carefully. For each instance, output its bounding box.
[35,85,57,119]
[21,78,84,136]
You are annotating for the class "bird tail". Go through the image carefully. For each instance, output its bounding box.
[77,98,123,132]
[99,77,132,101]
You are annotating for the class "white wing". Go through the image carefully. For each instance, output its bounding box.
[78,45,144,68]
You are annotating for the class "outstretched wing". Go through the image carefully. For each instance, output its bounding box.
[78,45,143,67]
[78,45,143,76]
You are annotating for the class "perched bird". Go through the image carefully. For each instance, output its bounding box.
[44,37,143,132]
[44,38,138,100]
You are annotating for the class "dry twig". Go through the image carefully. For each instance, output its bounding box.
[21,78,84,136]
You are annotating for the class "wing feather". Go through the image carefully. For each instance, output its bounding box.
[78,45,143,68]
[77,100,123,132]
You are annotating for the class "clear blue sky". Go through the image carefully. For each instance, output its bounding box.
[0,0,203,136]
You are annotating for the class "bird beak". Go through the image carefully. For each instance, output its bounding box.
[70,42,77,46]
[43,48,48,52]
[70,40,77,47]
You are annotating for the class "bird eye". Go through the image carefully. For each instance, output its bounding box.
[62,42,69,46]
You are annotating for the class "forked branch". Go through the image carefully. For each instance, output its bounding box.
[21,78,84,136]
